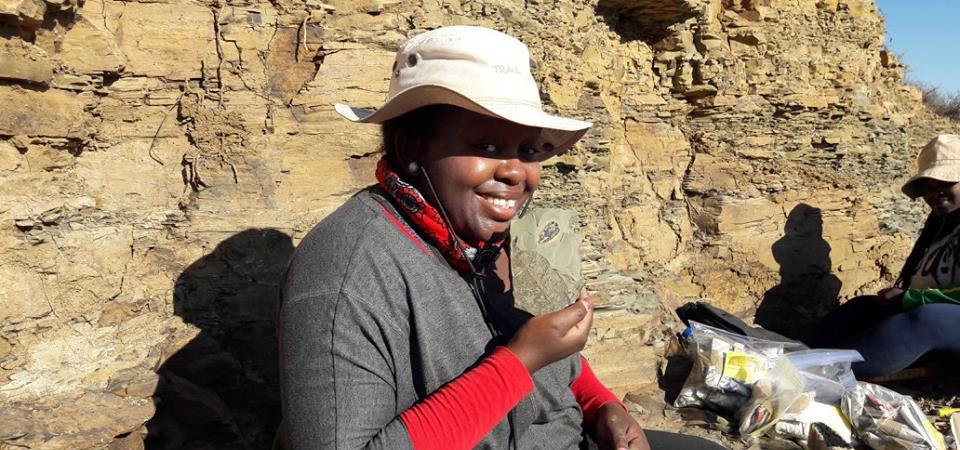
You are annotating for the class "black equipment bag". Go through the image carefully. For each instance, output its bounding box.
[675,301,804,346]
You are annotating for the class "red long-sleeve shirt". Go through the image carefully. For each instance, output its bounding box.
[400,348,622,450]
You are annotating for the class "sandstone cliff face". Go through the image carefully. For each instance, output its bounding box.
[1,0,958,448]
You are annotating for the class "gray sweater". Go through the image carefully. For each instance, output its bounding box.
[277,188,585,450]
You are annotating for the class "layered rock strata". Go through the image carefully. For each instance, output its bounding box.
[1,0,958,447]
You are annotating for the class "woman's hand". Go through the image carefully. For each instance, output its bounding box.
[592,403,649,450]
[877,287,905,301]
[506,291,593,373]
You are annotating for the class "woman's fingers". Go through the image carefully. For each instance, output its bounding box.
[607,412,631,450]
[561,291,593,333]
[592,403,650,450]
[611,428,629,450]
[629,436,650,450]
[506,291,596,373]
[549,297,591,330]
[570,299,593,336]
[877,287,904,300]
[627,430,651,450]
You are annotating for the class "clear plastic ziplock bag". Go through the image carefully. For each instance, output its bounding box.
[841,381,946,450]
[762,350,863,446]
[772,401,857,446]
[675,321,806,415]
[737,356,808,438]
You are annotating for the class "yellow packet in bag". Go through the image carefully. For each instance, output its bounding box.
[722,351,768,384]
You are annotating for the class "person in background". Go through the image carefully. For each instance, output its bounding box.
[276,25,727,450]
[802,134,960,377]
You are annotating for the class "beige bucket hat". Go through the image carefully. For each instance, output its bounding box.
[902,134,960,199]
[334,25,591,154]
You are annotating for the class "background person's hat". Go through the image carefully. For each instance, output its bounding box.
[902,134,960,198]
[334,25,591,155]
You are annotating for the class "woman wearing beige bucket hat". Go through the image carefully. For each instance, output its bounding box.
[277,26,727,450]
[801,134,960,378]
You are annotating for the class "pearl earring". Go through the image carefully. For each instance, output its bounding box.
[408,161,419,173]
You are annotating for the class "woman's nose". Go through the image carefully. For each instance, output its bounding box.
[494,157,525,185]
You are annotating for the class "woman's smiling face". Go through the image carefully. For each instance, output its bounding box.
[917,178,960,216]
[414,107,550,244]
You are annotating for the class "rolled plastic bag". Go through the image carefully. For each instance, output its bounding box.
[786,349,863,406]
[841,382,945,450]
[787,349,862,388]
[675,321,806,415]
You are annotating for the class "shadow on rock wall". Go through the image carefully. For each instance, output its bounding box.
[755,204,842,338]
[146,229,293,449]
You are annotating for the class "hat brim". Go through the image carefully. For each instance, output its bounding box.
[335,84,591,156]
[901,164,960,198]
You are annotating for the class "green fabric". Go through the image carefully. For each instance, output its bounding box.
[902,284,960,311]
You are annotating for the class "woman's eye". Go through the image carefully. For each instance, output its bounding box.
[477,143,498,153]
[520,146,539,158]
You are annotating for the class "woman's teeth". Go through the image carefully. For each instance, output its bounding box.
[483,196,516,209]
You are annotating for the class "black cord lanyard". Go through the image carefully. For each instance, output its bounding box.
[419,166,519,450]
